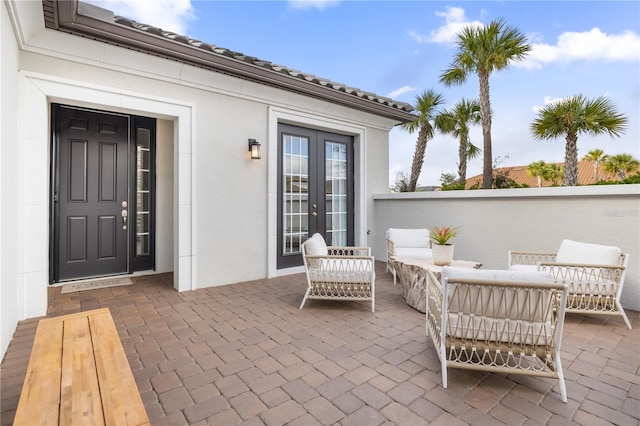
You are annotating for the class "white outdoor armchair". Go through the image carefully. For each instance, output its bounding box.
[509,239,631,329]
[426,267,569,402]
[386,228,432,284]
[300,233,375,312]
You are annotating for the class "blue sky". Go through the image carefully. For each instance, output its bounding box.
[87,0,640,186]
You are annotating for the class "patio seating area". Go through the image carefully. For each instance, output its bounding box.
[1,262,639,425]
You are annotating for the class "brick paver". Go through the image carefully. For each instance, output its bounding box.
[1,264,639,425]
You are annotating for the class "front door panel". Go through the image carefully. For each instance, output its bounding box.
[54,106,129,281]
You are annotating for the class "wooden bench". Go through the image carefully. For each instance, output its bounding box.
[14,308,149,425]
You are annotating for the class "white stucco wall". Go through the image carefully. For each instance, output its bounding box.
[373,185,640,312]
[1,0,21,358]
[1,0,400,359]
[155,119,174,274]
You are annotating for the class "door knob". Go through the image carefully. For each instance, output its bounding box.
[311,212,318,217]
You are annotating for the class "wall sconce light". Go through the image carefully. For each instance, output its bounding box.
[248,139,261,159]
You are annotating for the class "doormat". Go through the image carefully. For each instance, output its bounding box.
[60,277,133,294]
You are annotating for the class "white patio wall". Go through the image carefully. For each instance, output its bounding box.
[373,185,640,312]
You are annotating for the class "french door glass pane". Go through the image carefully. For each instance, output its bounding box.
[283,134,309,255]
[325,141,347,246]
[135,128,151,256]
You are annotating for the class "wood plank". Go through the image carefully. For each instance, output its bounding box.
[60,316,105,425]
[14,308,148,426]
[38,308,111,324]
[90,309,150,426]
[13,320,64,426]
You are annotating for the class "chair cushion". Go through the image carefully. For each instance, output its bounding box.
[555,239,621,266]
[304,233,328,256]
[442,267,554,285]
[394,247,433,260]
[387,228,431,249]
[447,313,554,346]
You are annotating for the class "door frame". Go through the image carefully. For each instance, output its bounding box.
[15,73,194,320]
[50,104,157,282]
[267,107,368,278]
[276,123,354,269]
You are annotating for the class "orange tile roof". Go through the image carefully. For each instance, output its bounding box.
[464,160,635,188]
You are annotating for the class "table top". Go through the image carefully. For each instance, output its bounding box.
[392,257,482,273]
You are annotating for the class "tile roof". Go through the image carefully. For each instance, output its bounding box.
[115,15,413,110]
[43,1,414,121]
[464,160,634,188]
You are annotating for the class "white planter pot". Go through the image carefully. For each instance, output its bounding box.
[432,244,454,266]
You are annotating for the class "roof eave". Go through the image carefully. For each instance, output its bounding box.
[51,0,415,123]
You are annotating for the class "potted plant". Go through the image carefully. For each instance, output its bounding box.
[430,226,458,265]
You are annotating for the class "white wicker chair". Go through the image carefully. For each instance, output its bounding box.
[509,239,631,329]
[386,228,432,284]
[426,267,569,402]
[300,233,375,312]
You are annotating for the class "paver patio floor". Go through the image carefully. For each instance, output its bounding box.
[1,262,639,425]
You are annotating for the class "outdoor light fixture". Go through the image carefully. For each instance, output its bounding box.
[248,138,261,159]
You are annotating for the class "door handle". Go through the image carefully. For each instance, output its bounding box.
[311,212,318,217]
[121,209,128,230]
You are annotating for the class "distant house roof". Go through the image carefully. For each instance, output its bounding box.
[42,0,415,122]
[464,160,630,188]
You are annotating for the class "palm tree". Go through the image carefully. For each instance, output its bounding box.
[603,153,640,180]
[440,18,530,189]
[436,98,482,184]
[402,89,446,192]
[582,149,608,183]
[531,95,628,186]
[526,160,547,187]
[543,163,564,186]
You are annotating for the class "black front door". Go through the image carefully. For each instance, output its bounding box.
[52,105,130,281]
[277,124,354,269]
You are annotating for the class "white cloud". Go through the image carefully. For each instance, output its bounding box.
[409,6,483,45]
[519,28,640,69]
[288,0,341,11]
[387,86,416,98]
[84,0,195,34]
[531,96,568,113]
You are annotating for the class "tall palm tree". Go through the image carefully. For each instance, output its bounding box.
[436,98,482,184]
[526,160,547,187]
[603,153,640,180]
[530,95,628,186]
[439,18,530,189]
[582,149,608,183]
[401,89,446,192]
